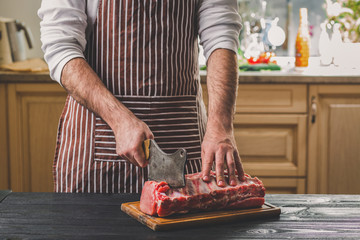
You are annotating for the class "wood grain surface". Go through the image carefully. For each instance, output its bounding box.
[308,85,360,194]
[6,84,66,192]
[0,193,359,239]
[0,85,9,190]
[121,201,280,231]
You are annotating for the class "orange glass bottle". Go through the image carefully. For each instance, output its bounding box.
[295,8,310,68]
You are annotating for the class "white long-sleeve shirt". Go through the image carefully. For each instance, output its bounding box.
[38,0,241,84]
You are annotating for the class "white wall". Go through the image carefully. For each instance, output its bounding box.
[0,0,43,59]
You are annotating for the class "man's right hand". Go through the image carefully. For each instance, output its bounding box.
[113,114,154,167]
[61,58,154,168]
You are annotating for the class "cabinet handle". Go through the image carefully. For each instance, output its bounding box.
[311,96,317,123]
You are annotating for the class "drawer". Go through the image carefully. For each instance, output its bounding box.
[260,177,306,194]
[234,114,307,177]
[201,84,307,113]
[237,84,307,113]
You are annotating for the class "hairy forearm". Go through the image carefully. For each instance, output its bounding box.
[201,49,244,185]
[61,58,133,130]
[206,49,238,130]
[61,58,153,167]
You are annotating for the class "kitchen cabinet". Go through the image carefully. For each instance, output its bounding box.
[307,85,360,194]
[7,83,67,192]
[2,71,360,194]
[236,85,307,193]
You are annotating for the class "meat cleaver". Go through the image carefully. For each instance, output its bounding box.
[143,139,187,188]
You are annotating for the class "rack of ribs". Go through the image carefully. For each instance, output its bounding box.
[140,171,265,217]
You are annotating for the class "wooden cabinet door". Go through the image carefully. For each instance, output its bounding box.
[0,84,10,190]
[7,84,67,192]
[308,85,360,194]
[234,114,307,178]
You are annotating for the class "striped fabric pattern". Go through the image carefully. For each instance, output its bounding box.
[53,0,207,193]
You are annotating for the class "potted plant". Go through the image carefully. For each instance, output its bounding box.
[324,0,360,42]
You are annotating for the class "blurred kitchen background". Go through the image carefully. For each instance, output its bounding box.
[1,0,359,70]
[238,0,326,57]
[0,0,359,194]
[235,0,360,71]
[0,0,43,59]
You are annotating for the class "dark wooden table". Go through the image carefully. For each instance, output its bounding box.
[0,191,359,239]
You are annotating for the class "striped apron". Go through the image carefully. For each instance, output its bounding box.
[54,0,207,193]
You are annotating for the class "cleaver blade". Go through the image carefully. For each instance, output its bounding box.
[143,139,186,188]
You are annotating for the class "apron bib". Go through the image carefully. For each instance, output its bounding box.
[54,0,207,193]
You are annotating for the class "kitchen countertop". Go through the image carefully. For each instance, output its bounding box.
[1,68,359,84]
[0,191,359,239]
[0,70,52,83]
[202,64,360,84]
[236,68,360,84]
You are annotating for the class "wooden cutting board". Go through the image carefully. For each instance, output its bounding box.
[121,201,281,231]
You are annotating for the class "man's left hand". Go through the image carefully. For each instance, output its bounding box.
[201,124,245,187]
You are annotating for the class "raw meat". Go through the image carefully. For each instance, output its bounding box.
[140,171,265,217]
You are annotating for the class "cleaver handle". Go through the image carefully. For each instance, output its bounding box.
[143,139,151,161]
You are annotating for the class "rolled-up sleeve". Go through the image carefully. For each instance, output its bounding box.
[38,0,87,84]
[198,0,242,61]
